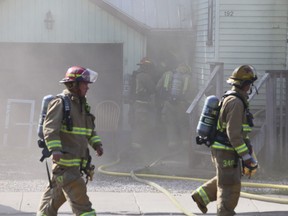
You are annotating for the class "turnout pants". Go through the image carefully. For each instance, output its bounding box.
[161,100,190,147]
[37,164,96,216]
[192,149,241,216]
[131,100,154,147]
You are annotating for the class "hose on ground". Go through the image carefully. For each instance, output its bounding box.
[98,159,288,204]
[130,169,197,216]
[98,150,288,216]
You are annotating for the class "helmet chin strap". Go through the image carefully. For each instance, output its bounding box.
[253,83,258,94]
[248,83,258,95]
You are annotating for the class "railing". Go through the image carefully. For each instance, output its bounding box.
[264,70,288,168]
[248,73,270,155]
[186,62,224,115]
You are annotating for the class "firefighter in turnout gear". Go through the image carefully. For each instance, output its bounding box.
[156,63,193,148]
[191,65,258,216]
[130,57,156,149]
[37,66,103,216]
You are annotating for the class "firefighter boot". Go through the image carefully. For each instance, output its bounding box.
[191,192,208,214]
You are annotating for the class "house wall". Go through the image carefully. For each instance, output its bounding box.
[0,0,150,134]
[192,0,216,89]
[0,0,147,77]
[193,0,288,110]
[105,0,194,29]
[219,0,288,73]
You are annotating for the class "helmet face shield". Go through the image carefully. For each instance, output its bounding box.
[81,68,98,83]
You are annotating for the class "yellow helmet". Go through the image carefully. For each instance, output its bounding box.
[176,63,191,74]
[227,65,257,87]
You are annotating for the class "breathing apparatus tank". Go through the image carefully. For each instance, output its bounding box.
[196,95,220,146]
[170,72,183,98]
[37,94,54,140]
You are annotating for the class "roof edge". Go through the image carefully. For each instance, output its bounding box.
[90,0,150,34]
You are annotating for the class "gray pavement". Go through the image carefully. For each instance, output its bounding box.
[1,192,288,216]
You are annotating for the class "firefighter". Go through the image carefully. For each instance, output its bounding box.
[37,66,103,216]
[156,63,193,148]
[130,57,156,149]
[191,65,258,215]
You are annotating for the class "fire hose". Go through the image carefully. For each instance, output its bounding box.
[98,152,288,216]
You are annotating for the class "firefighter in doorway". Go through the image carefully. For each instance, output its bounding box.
[191,65,258,215]
[37,66,103,216]
[130,57,156,149]
[156,63,193,148]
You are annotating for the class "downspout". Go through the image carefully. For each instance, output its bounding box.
[286,14,288,70]
[214,0,220,61]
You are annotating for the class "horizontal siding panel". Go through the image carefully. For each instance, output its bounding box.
[219,10,288,17]
[219,34,286,41]
[220,22,287,29]
[196,30,209,37]
[220,40,286,47]
[196,19,209,27]
[224,63,286,71]
[196,0,209,10]
[221,0,288,4]
[197,10,209,17]
[196,24,210,31]
[220,28,287,35]
[220,16,287,23]
[195,52,215,58]
[220,46,286,53]
[220,52,285,59]
[219,58,285,65]
[220,4,287,11]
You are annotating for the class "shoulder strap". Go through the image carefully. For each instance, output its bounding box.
[57,94,73,131]
[222,90,247,109]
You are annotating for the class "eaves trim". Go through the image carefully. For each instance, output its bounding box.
[90,0,151,35]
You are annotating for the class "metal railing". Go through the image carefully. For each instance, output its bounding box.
[264,70,288,167]
[186,62,224,115]
[248,73,270,155]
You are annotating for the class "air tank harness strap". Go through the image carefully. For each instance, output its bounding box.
[60,95,73,131]
[214,131,232,147]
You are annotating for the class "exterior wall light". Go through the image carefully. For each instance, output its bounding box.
[44,11,54,30]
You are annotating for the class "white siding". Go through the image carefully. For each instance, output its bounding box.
[192,0,216,91]
[105,0,193,29]
[218,0,288,110]
[193,0,288,110]
[219,0,288,73]
[0,0,147,76]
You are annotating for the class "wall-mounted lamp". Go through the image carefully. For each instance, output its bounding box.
[44,11,54,30]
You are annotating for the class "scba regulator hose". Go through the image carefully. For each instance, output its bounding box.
[98,155,288,216]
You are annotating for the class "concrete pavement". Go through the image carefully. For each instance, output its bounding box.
[0,192,288,216]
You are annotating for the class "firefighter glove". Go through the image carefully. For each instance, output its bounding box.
[243,157,258,178]
[96,144,103,156]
